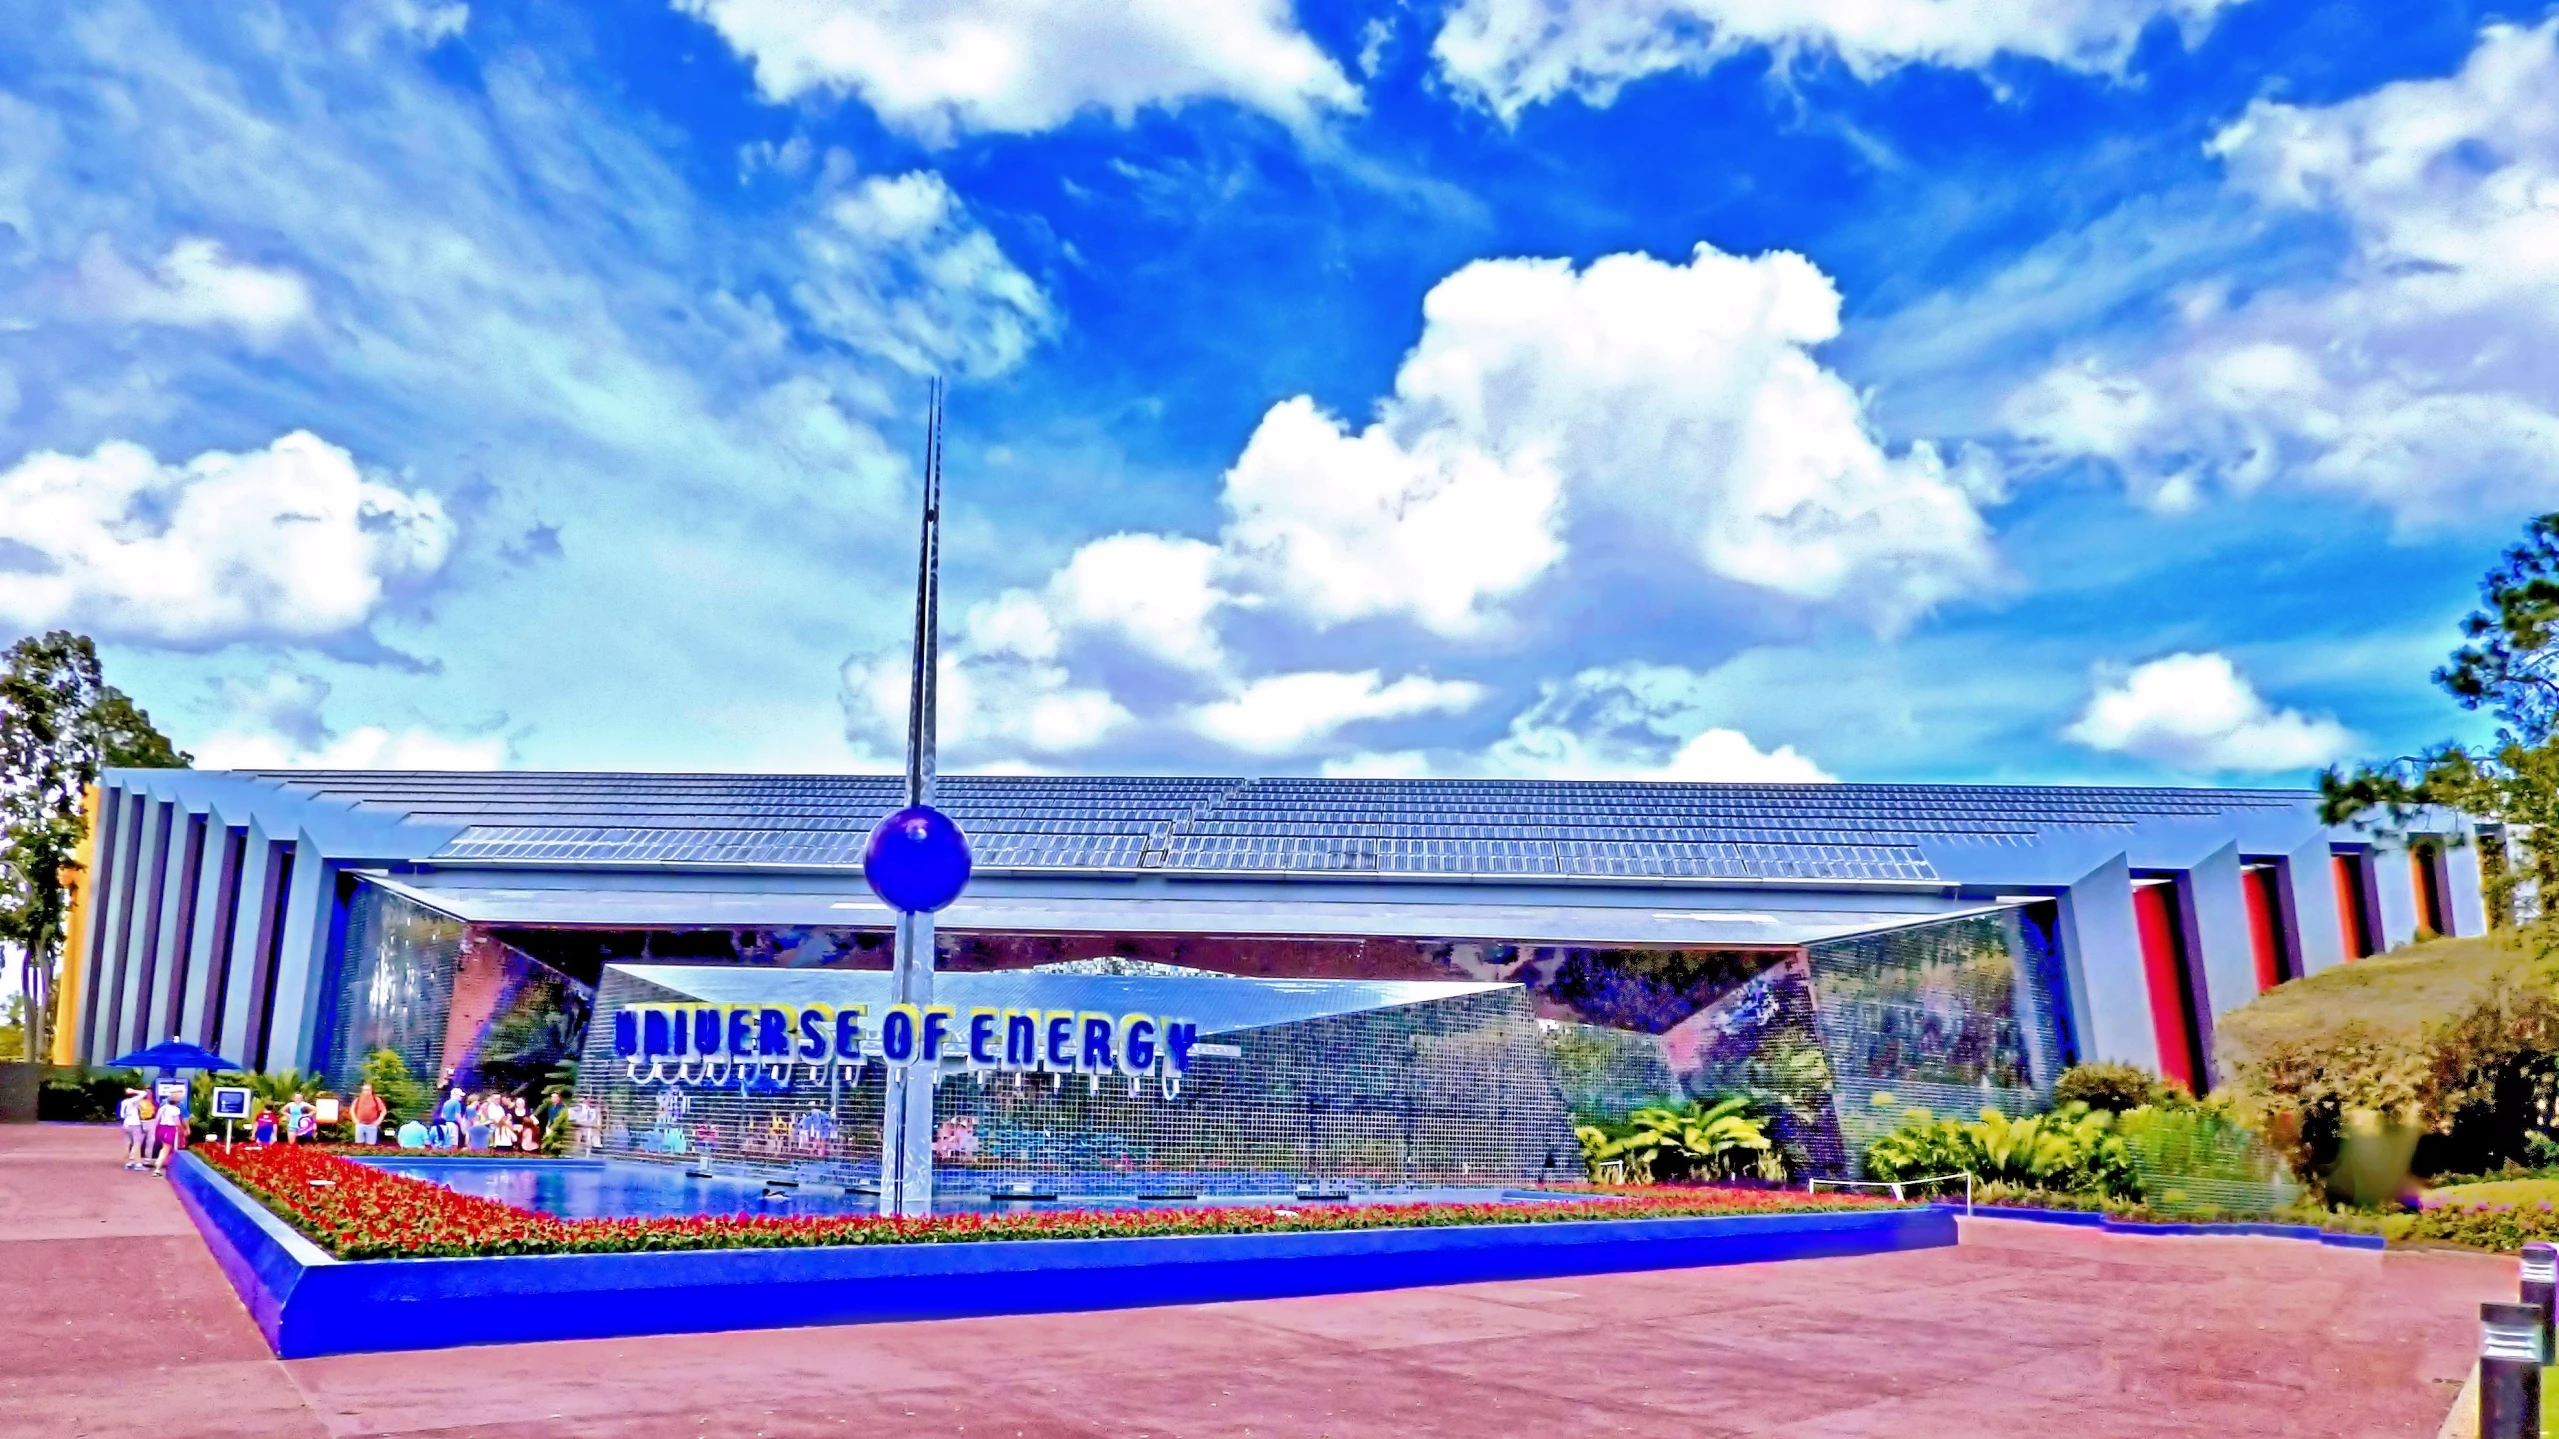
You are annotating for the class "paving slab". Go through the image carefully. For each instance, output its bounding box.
[0,1124,2519,1438]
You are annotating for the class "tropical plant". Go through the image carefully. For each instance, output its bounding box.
[361,1048,436,1127]
[1577,1096,1784,1184]
[1862,1102,2136,1197]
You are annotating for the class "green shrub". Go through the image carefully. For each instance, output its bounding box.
[1576,1096,1784,1184]
[2118,1103,2300,1215]
[2054,1062,2164,1114]
[360,1049,436,1127]
[1861,1101,2138,1197]
[2406,1200,2559,1252]
[36,1066,141,1121]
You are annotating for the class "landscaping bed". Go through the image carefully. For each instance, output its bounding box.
[196,1143,1898,1260]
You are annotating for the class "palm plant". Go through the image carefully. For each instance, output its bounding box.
[1578,1097,1784,1184]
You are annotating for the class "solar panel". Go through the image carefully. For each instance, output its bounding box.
[208,768,2319,882]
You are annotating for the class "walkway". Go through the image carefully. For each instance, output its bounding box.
[0,1124,2513,1438]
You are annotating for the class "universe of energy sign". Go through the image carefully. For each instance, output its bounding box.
[611,1002,1202,1097]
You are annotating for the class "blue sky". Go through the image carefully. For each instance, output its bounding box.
[1,0,2551,785]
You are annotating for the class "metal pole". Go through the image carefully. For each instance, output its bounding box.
[2481,1301,2545,1439]
[878,379,944,1220]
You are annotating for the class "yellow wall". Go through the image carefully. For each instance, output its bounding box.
[48,784,103,1066]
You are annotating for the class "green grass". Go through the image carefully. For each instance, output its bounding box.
[2428,1179,2559,1208]
[2214,933,2550,1078]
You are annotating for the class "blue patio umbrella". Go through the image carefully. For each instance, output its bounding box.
[108,1039,237,1073]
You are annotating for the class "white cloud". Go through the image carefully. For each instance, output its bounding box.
[841,647,1133,760]
[0,431,453,647]
[1189,670,1485,755]
[1321,749,1433,779]
[1225,244,1998,635]
[196,724,507,770]
[2063,652,2354,772]
[191,669,506,770]
[1434,0,2237,121]
[794,171,1056,377]
[1483,663,1833,781]
[673,0,1359,141]
[841,241,1990,770]
[81,237,315,342]
[2003,21,2559,523]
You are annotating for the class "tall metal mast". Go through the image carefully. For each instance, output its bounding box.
[878,378,944,1218]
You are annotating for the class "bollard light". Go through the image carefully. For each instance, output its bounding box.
[2481,1301,2545,1439]
[2522,1242,2557,1370]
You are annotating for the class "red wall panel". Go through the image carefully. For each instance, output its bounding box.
[2133,881,2197,1092]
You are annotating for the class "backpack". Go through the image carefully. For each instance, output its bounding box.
[134,1094,155,1122]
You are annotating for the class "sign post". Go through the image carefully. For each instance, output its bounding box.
[868,379,972,1219]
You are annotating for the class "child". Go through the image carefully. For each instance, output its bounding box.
[149,1095,188,1177]
[252,1104,277,1145]
[282,1092,314,1144]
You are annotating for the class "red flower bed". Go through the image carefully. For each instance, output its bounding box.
[195,1145,1898,1261]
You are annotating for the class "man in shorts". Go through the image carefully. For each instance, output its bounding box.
[349,1083,387,1146]
[119,1088,150,1170]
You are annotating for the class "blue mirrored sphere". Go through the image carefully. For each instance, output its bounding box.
[862,804,973,914]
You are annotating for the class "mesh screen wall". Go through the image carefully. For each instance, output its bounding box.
[329,883,593,1095]
[572,968,1579,1196]
[1806,910,2067,1163]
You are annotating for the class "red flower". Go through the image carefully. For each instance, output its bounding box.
[196,1146,1897,1261]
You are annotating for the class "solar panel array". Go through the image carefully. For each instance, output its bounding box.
[240,769,2314,883]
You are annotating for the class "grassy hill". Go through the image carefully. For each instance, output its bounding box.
[2213,932,2552,1082]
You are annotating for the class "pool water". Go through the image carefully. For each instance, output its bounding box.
[358,1158,1577,1221]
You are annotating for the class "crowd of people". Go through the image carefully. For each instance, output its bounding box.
[391,1087,556,1152]
[115,1086,188,1175]
[114,1075,578,1168]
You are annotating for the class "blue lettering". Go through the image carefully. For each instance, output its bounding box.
[1080,1014,1114,1072]
[834,1006,866,1059]
[1164,1020,1198,1076]
[1004,1011,1038,1068]
[728,1007,755,1057]
[968,1010,1000,1067]
[919,1007,954,1062]
[798,1006,830,1060]
[1122,1016,1158,1074]
[1044,1013,1076,1071]
[694,1007,722,1056]
[758,1008,790,1057]
[881,1005,918,1065]
[642,1008,671,1059]
[613,1010,638,1058]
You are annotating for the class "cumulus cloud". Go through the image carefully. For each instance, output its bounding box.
[0,431,453,647]
[191,669,506,770]
[1225,244,1998,635]
[1189,670,1486,755]
[80,237,315,342]
[672,0,1359,141]
[843,241,1991,769]
[1484,663,1833,781]
[1434,0,2238,121]
[2003,20,2559,523]
[2063,652,2354,772]
[794,171,1055,377]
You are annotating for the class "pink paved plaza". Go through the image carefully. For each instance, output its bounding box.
[0,1124,2515,1437]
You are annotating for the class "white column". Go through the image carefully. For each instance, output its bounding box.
[2055,854,2160,1072]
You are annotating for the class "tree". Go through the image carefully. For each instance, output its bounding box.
[2322,515,2559,926]
[0,632,188,1063]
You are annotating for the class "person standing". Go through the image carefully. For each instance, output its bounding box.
[465,1093,493,1151]
[437,1087,465,1148]
[119,1088,150,1171]
[281,1092,314,1144]
[350,1083,387,1146]
[148,1094,188,1177]
[251,1104,276,1145]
